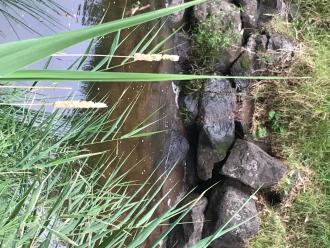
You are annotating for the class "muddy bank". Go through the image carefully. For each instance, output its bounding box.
[166,0,296,247]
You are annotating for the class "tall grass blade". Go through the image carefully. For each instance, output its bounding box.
[0,0,206,76]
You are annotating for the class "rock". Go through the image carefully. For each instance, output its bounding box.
[203,180,260,248]
[179,93,199,125]
[166,194,208,248]
[234,0,258,29]
[194,0,243,73]
[268,33,294,51]
[183,196,208,247]
[163,130,189,169]
[256,34,269,52]
[258,0,287,24]
[231,34,257,91]
[173,32,191,73]
[168,0,186,28]
[221,139,287,189]
[197,79,236,180]
[255,33,295,67]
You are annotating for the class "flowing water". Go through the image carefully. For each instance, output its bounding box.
[0,0,186,209]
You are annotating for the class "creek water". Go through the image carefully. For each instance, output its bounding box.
[1,0,186,210]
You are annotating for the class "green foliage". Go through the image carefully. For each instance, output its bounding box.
[255,127,268,138]
[192,13,239,67]
[268,110,284,134]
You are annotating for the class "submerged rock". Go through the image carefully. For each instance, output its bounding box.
[163,130,189,169]
[203,180,260,248]
[197,79,236,180]
[221,139,287,189]
[166,194,208,248]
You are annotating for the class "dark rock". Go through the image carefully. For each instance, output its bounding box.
[268,33,294,51]
[250,139,272,154]
[221,139,287,189]
[179,93,199,125]
[166,194,208,248]
[254,33,295,67]
[231,34,257,91]
[194,0,243,73]
[168,0,186,28]
[203,180,260,248]
[258,0,287,24]
[234,0,258,29]
[173,32,191,73]
[197,79,236,180]
[163,130,189,169]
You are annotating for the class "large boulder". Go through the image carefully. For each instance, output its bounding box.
[221,139,287,189]
[193,0,243,73]
[166,194,208,248]
[197,79,236,180]
[203,180,260,248]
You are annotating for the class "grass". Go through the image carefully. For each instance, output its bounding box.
[249,0,330,247]
[249,207,287,248]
